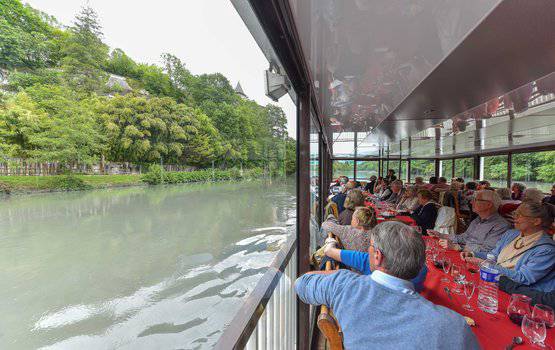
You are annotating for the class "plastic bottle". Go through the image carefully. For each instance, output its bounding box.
[477,254,499,314]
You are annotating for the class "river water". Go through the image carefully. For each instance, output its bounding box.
[0,180,296,349]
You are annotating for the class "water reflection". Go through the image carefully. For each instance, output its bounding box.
[0,180,296,349]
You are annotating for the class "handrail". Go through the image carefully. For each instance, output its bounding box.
[214,235,297,349]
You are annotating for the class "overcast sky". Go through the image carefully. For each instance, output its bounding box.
[24,0,297,137]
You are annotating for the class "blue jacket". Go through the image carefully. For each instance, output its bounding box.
[411,202,438,233]
[475,229,555,292]
[295,270,479,350]
[340,249,428,292]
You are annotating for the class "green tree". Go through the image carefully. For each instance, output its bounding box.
[61,5,109,92]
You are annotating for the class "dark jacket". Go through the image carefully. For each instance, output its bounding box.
[411,202,438,234]
[364,180,377,194]
[499,276,555,309]
[332,193,347,213]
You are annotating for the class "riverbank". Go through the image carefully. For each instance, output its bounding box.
[0,167,267,195]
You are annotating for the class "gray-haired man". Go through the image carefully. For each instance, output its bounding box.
[295,221,479,349]
[434,190,510,253]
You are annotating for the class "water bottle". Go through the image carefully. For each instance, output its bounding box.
[477,254,499,314]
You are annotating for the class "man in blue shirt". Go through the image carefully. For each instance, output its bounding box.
[295,221,480,350]
[321,236,428,292]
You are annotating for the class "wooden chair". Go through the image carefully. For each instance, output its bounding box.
[317,233,344,350]
[325,201,339,219]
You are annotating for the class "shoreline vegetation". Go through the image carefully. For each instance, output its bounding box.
[0,165,266,195]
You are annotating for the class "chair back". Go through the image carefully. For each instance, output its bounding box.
[434,206,456,235]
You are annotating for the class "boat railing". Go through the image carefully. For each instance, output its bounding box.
[214,235,297,350]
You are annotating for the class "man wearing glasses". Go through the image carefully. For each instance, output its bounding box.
[295,221,479,349]
[433,190,510,253]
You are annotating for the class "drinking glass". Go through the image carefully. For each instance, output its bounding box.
[533,304,555,329]
[451,264,464,294]
[465,260,479,276]
[463,280,475,311]
[507,294,532,326]
[522,315,549,349]
[441,257,451,283]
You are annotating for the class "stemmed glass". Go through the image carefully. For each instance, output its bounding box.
[522,315,550,349]
[533,304,555,329]
[441,257,451,283]
[451,264,464,295]
[463,280,475,311]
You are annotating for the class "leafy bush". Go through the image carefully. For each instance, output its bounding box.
[48,174,92,191]
[0,182,11,194]
[141,165,264,185]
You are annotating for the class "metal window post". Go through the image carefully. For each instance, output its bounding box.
[296,91,311,350]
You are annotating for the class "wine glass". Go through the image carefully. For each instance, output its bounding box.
[522,315,550,349]
[463,280,475,311]
[507,294,532,326]
[533,304,555,329]
[465,260,479,276]
[441,257,451,283]
[451,264,464,294]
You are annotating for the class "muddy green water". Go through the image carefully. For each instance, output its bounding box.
[0,180,296,349]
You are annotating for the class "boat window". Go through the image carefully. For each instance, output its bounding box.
[410,159,435,180]
[511,151,555,192]
[454,158,474,183]
[481,155,508,188]
[356,161,378,181]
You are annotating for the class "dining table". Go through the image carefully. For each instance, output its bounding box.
[421,236,555,349]
[365,196,554,348]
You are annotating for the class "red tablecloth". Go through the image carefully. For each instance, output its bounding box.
[421,237,555,349]
[365,201,417,227]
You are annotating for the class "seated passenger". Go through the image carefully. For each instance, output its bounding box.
[461,202,555,292]
[460,181,477,213]
[478,180,492,191]
[522,188,546,205]
[364,175,377,194]
[499,276,555,309]
[511,182,527,201]
[432,177,450,192]
[338,189,365,225]
[296,221,480,350]
[543,184,555,205]
[441,182,463,209]
[385,168,397,182]
[322,230,428,292]
[410,189,438,234]
[435,190,510,253]
[414,176,425,188]
[331,181,354,213]
[496,187,520,205]
[385,180,404,204]
[376,179,392,200]
[321,207,377,252]
[425,176,438,190]
[396,186,419,212]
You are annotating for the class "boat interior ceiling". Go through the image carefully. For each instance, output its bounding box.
[287,0,555,158]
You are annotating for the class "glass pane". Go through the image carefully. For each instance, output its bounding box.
[333,160,354,180]
[441,160,453,179]
[454,158,474,183]
[356,161,378,181]
[511,151,555,192]
[410,159,435,180]
[481,155,508,188]
[401,160,408,182]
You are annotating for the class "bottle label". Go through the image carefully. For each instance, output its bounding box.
[480,270,499,283]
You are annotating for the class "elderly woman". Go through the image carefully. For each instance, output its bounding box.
[462,202,555,292]
[376,179,392,200]
[511,182,527,201]
[396,185,419,211]
[338,189,366,225]
[385,180,404,204]
[321,206,378,252]
[496,187,521,205]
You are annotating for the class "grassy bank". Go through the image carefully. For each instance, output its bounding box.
[0,174,143,193]
[0,167,265,194]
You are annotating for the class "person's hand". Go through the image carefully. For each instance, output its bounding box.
[427,229,441,237]
[460,251,474,260]
[438,239,449,249]
[465,257,483,266]
[323,237,338,255]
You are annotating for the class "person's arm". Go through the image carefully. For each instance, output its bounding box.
[339,250,371,275]
[499,276,555,309]
[295,270,354,307]
[323,244,342,263]
[479,220,511,253]
[495,248,555,286]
